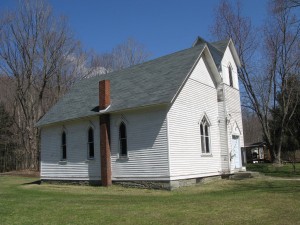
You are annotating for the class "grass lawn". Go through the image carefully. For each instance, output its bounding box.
[247,163,300,178]
[0,176,300,225]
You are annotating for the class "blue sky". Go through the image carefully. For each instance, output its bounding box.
[1,0,268,59]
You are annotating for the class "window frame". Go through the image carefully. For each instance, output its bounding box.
[87,127,95,159]
[61,131,67,160]
[119,122,128,158]
[200,117,211,154]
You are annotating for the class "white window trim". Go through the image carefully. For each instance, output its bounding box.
[200,116,212,155]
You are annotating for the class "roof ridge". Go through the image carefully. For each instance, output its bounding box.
[206,42,223,54]
[84,44,206,81]
[210,39,230,52]
[192,36,209,47]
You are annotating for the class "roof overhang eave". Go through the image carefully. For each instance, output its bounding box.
[35,113,101,128]
[36,102,170,128]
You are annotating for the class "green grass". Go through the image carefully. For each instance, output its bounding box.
[247,163,300,177]
[0,176,300,225]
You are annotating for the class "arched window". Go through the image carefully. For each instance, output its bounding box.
[119,122,127,157]
[88,127,94,159]
[228,65,233,87]
[61,131,67,160]
[200,117,211,154]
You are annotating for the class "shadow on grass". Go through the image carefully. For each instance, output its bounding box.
[21,180,41,185]
[17,177,300,205]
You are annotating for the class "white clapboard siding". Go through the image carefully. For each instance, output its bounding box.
[110,106,170,180]
[217,89,230,172]
[40,45,245,182]
[190,57,215,87]
[40,118,101,180]
[224,86,244,145]
[225,85,244,171]
[224,85,244,170]
[221,47,239,90]
[167,56,222,179]
[220,45,244,171]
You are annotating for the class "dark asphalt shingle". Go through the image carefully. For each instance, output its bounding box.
[37,39,228,127]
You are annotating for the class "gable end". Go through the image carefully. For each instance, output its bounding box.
[171,45,221,104]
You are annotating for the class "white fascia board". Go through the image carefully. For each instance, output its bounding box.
[202,47,222,85]
[170,45,221,104]
[228,39,241,67]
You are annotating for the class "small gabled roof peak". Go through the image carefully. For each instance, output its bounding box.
[211,38,230,52]
[192,36,208,47]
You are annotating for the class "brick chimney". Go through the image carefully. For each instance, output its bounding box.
[99,80,110,110]
[99,80,112,186]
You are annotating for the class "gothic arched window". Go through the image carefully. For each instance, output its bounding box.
[200,117,211,154]
[119,122,127,157]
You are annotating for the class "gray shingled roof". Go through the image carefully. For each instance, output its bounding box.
[193,36,229,68]
[211,39,229,53]
[37,38,228,127]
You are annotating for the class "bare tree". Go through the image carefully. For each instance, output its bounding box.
[94,38,151,72]
[111,38,151,70]
[0,0,85,169]
[242,109,263,144]
[286,0,300,8]
[90,52,114,73]
[264,0,300,162]
[211,0,300,163]
[0,1,150,170]
[87,38,151,75]
[211,0,275,154]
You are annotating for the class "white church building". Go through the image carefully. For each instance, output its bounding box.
[37,37,245,190]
